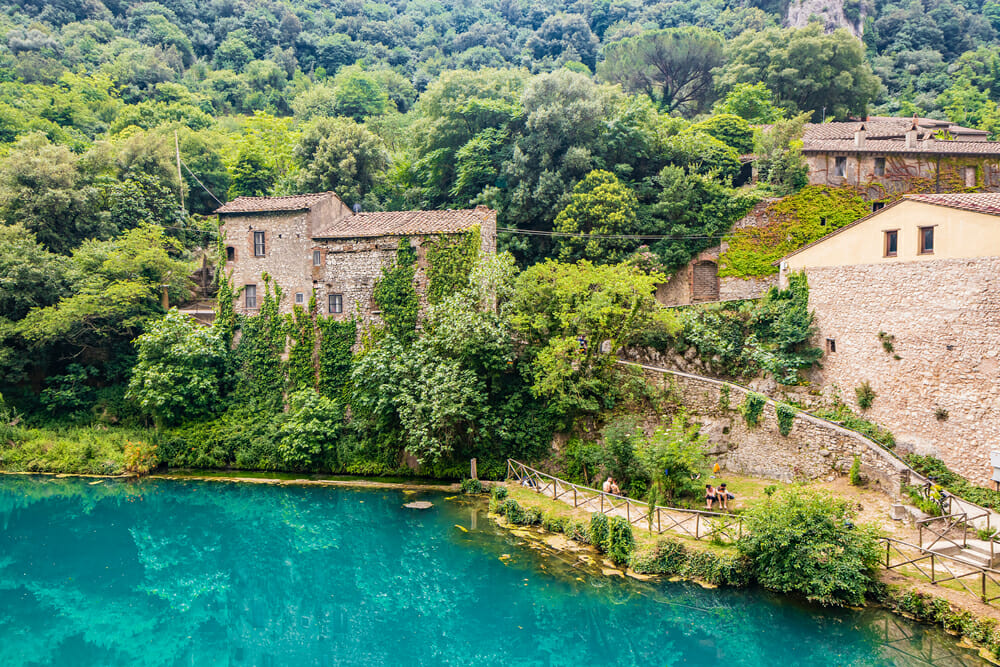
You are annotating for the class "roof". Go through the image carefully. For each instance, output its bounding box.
[803,118,987,142]
[215,192,337,214]
[800,139,1000,156]
[313,206,494,239]
[777,193,1000,263]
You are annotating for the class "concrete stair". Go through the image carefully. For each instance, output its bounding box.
[928,539,1000,569]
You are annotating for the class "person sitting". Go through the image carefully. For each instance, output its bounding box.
[602,477,613,493]
[705,484,717,510]
[718,483,734,510]
[610,479,621,496]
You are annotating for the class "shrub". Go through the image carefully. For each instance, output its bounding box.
[541,515,567,533]
[630,538,688,575]
[124,440,159,475]
[738,489,882,606]
[498,498,526,524]
[606,516,635,565]
[849,455,862,486]
[589,512,610,549]
[905,454,1000,512]
[489,485,509,512]
[775,403,796,436]
[855,381,876,411]
[565,519,592,544]
[740,392,766,428]
[461,478,484,494]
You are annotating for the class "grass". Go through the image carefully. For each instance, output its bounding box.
[0,425,153,475]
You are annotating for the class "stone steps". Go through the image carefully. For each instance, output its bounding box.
[928,539,1000,568]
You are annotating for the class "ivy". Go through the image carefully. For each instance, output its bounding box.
[776,402,796,436]
[286,294,317,393]
[318,316,356,399]
[373,237,418,342]
[740,391,766,428]
[424,226,479,305]
[231,274,285,410]
[214,234,237,347]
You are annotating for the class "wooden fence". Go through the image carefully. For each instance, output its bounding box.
[881,537,1000,604]
[506,459,742,543]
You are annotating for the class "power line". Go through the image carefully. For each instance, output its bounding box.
[180,157,225,207]
[497,227,732,241]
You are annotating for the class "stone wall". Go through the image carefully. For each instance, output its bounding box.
[805,152,1000,198]
[629,363,910,494]
[802,257,1000,485]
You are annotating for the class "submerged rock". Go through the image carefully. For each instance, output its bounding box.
[403,501,433,509]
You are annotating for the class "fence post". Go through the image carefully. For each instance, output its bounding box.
[885,540,890,568]
[600,494,604,514]
[695,514,701,540]
[574,487,577,507]
[553,480,557,499]
[983,571,988,602]
[626,502,630,523]
[931,554,935,583]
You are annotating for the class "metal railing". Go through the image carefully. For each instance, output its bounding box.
[882,536,1000,604]
[506,459,742,543]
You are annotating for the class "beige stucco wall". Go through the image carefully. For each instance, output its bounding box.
[801,257,1000,485]
[783,199,1000,273]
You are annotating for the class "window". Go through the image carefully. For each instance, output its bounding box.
[965,166,976,187]
[884,230,898,257]
[835,156,847,177]
[819,217,827,227]
[874,157,885,177]
[295,292,305,305]
[245,284,257,309]
[872,201,885,212]
[253,231,265,256]
[919,226,934,254]
[226,246,235,262]
[313,250,322,266]
[329,293,343,314]
[826,338,836,353]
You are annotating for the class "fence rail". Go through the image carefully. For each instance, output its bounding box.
[505,459,742,543]
[882,537,1000,603]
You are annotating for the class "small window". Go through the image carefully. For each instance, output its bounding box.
[226,246,235,262]
[874,157,886,177]
[328,293,343,314]
[295,292,305,305]
[872,201,885,212]
[965,166,976,187]
[826,338,836,353]
[919,226,934,254]
[820,217,827,227]
[313,250,322,266]
[245,284,257,309]
[884,230,898,257]
[835,156,847,177]
[253,231,265,256]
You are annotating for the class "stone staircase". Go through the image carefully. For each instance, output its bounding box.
[927,538,1000,569]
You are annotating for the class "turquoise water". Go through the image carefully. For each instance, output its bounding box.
[0,476,986,667]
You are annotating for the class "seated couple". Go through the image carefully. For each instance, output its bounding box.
[705,484,735,510]
[602,477,621,495]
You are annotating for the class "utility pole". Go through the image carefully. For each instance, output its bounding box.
[175,130,184,211]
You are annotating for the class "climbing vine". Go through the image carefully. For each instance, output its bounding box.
[318,316,357,399]
[775,402,796,436]
[231,274,285,410]
[372,237,419,342]
[214,233,238,347]
[424,226,479,304]
[740,391,767,428]
[286,292,317,392]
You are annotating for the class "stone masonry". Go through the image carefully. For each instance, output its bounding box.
[804,257,1000,486]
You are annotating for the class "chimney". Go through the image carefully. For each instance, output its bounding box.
[905,115,918,148]
[854,123,866,148]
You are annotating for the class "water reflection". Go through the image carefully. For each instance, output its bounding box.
[0,476,987,666]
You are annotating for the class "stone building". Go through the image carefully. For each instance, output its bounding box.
[216,191,497,319]
[778,193,1000,484]
[801,116,1000,198]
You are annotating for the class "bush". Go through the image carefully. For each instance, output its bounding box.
[461,478,484,494]
[630,538,688,575]
[775,403,796,436]
[498,498,526,524]
[489,485,509,512]
[855,381,876,411]
[589,512,610,549]
[849,456,862,486]
[738,489,882,606]
[740,392,766,428]
[124,440,159,475]
[606,516,635,564]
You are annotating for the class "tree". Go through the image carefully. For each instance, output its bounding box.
[598,28,724,115]
[738,489,882,606]
[718,25,881,121]
[509,260,667,422]
[712,82,785,123]
[635,414,709,502]
[332,66,389,121]
[229,141,276,198]
[214,35,254,72]
[295,117,389,204]
[127,309,228,427]
[0,225,69,321]
[554,169,640,264]
[527,14,600,71]
[749,272,824,385]
[278,388,345,468]
[687,114,754,155]
[754,113,810,195]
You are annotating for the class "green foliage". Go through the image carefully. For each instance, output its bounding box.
[738,489,883,606]
[605,516,636,565]
[286,302,317,393]
[0,425,145,475]
[814,402,896,450]
[880,589,1000,659]
[373,239,419,342]
[294,116,389,205]
[554,170,640,264]
[317,317,356,399]
[127,309,228,426]
[905,454,1000,512]
[589,512,610,549]
[776,403,796,436]
[855,381,876,411]
[712,82,784,123]
[635,414,709,501]
[630,538,752,586]
[460,478,484,494]
[231,276,285,410]
[750,113,810,195]
[849,456,862,486]
[123,440,159,475]
[740,392,766,428]
[687,114,754,154]
[425,227,479,305]
[278,389,345,469]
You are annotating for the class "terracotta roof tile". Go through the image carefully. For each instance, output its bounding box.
[313,207,495,239]
[215,192,337,214]
[905,193,1000,215]
[800,139,1000,155]
[803,118,986,142]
